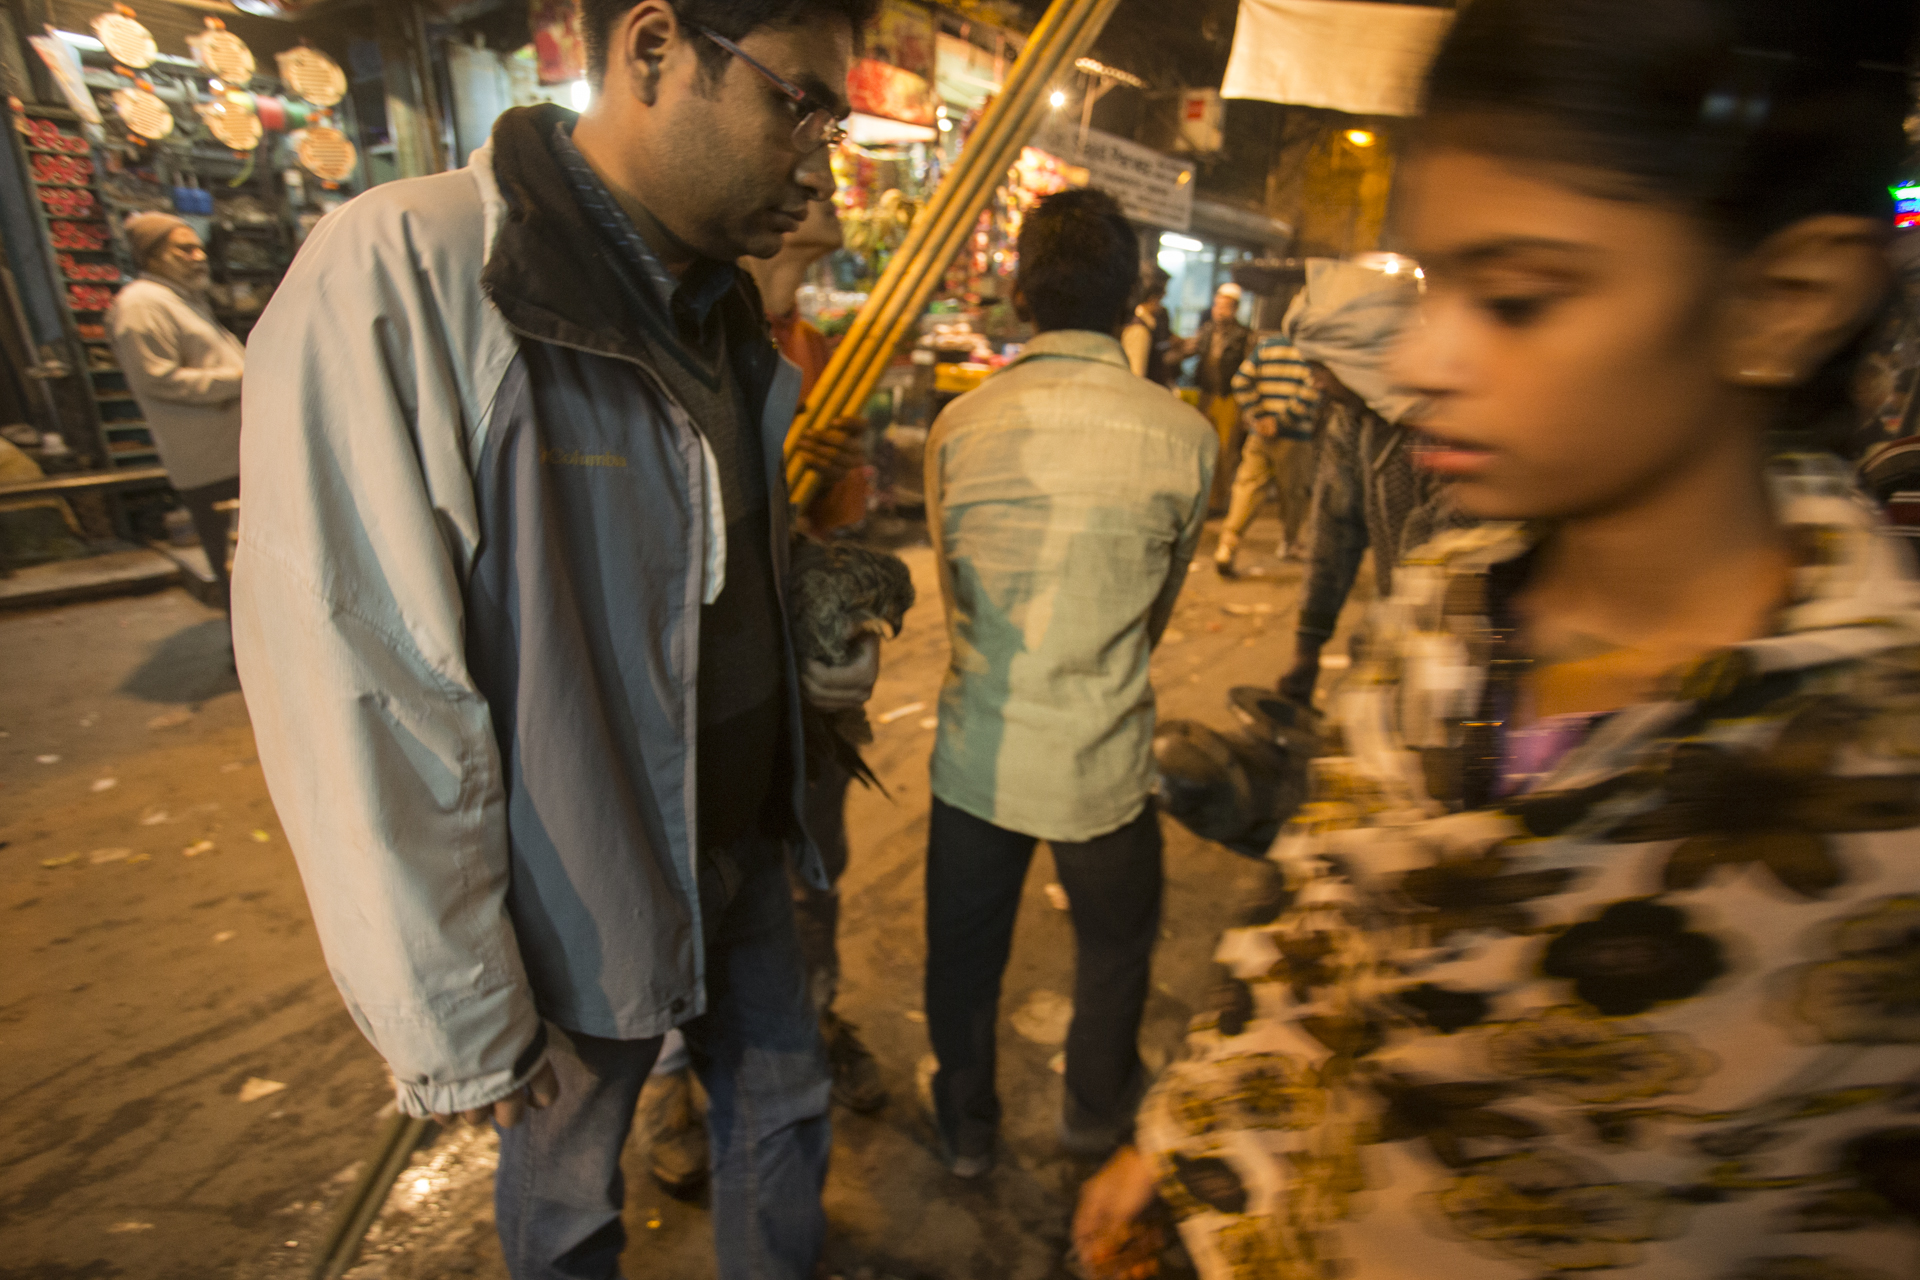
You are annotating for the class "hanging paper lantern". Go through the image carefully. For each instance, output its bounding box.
[295,125,356,182]
[112,85,174,140]
[275,46,345,108]
[199,96,263,151]
[92,8,156,70]
[189,18,256,84]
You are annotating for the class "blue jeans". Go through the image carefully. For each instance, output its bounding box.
[495,834,832,1279]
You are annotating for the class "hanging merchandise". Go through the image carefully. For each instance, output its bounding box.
[26,30,104,126]
[92,7,156,70]
[275,46,345,108]
[198,93,263,152]
[253,95,310,131]
[112,82,175,140]
[189,18,256,85]
[530,0,585,84]
[171,175,213,215]
[295,125,356,183]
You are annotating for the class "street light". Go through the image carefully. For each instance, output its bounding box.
[1345,128,1375,147]
[1049,89,1068,109]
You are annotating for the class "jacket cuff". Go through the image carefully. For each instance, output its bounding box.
[390,1023,549,1118]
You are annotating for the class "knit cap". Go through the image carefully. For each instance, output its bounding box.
[123,212,193,268]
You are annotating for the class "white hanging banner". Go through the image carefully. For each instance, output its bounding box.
[1221,0,1453,117]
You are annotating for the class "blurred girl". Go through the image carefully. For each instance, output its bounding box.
[1074,0,1920,1275]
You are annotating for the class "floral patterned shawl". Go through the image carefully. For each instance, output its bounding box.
[1138,455,1920,1279]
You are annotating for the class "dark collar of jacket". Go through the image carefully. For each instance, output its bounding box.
[1202,318,1252,351]
[479,103,780,417]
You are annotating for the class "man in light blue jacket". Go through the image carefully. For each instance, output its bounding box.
[231,2,878,1276]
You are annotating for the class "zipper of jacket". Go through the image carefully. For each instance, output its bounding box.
[495,322,719,981]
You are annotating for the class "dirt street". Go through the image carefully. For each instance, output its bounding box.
[0,590,393,1280]
[0,514,1364,1279]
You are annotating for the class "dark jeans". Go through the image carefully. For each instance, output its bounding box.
[176,475,238,605]
[495,833,831,1280]
[924,797,1163,1158]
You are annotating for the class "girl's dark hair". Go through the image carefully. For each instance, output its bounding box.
[1424,0,1916,249]
[1421,0,1919,448]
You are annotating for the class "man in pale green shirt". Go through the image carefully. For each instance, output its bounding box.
[922,188,1217,1177]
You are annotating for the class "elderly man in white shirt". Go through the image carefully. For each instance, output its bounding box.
[107,213,244,602]
[923,188,1217,1178]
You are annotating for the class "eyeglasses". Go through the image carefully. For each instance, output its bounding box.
[687,22,849,153]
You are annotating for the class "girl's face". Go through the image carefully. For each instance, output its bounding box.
[1392,148,1747,522]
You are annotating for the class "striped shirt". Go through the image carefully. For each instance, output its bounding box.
[1230,334,1319,440]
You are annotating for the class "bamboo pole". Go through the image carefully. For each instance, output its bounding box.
[786,0,1123,509]
[309,1114,433,1280]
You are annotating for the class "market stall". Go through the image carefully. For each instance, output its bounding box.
[1,4,359,567]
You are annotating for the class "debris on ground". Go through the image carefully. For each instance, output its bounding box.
[183,840,215,857]
[1009,990,1073,1045]
[875,701,926,725]
[239,1078,288,1103]
[337,1120,502,1280]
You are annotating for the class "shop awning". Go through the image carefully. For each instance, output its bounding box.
[1191,197,1293,249]
[1221,0,1453,117]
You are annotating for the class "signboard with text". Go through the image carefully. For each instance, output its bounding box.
[1031,120,1195,232]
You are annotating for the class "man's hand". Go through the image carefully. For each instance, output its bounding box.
[1252,413,1281,439]
[430,1059,559,1130]
[1072,1144,1162,1278]
[801,632,879,712]
[790,415,868,491]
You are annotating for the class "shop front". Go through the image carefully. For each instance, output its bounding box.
[0,2,384,588]
[1157,199,1295,336]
